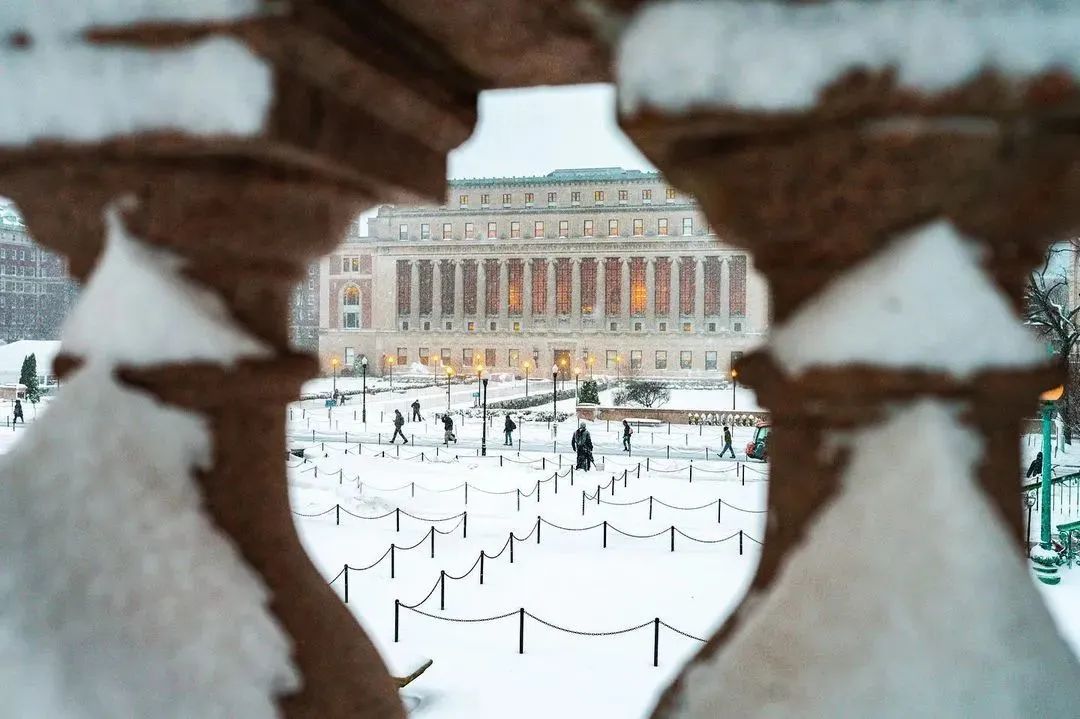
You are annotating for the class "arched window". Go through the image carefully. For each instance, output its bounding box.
[342,285,362,329]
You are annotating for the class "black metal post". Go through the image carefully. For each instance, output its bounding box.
[653,618,660,667]
[481,376,489,456]
[361,361,367,423]
[391,544,396,578]
[440,571,446,611]
[518,608,525,655]
[552,367,558,436]
[344,565,349,604]
[394,599,400,642]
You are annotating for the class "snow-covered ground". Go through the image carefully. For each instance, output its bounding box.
[3,386,1078,717]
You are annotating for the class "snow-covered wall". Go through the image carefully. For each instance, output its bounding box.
[618,0,1080,113]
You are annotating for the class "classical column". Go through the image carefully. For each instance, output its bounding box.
[432,258,443,328]
[619,3,1080,717]
[523,257,534,325]
[694,255,705,330]
[571,258,582,329]
[720,256,731,328]
[454,260,465,330]
[409,259,420,329]
[646,256,657,326]
[621,257,631,328]
[596,256,606,322]
[500,259,510,326]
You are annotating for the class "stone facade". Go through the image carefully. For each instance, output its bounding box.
[319,168,769,377]
[0,206,79,342]
[288,262,320,352]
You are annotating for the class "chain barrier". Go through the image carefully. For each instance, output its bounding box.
[539,518,604,532]
[291,506,338,518]
[399,509,466,523]
[432,516,466,535]
[347,545,394,572]
[401,604,519,623]
[674,528,742,544]
[653,498,718,512]
[524,611,654,637]
[337,507,396,520]
[608,524,672,540]
[658,620,707,642]
[326,566,346,585]
[720,499,768,514]
[444,553,483,581]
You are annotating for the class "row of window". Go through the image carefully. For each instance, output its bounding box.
[454,188,677,210]
[398,217,697,242]
[399,318,744,334]
[0,264,37,276]
[383,347,739,371]
[0,247,33,260]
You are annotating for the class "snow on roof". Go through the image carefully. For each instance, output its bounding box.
[61,205,268,367]
[769,220,1046,378]
[618,0,1080,113]
[0,340,61,375]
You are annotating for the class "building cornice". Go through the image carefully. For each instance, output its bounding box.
[362,236,744,257]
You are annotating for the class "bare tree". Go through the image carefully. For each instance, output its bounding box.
[613,380,671,408]
[1025,239,1080,442]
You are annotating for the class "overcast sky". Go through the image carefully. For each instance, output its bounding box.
[448,83,654,178]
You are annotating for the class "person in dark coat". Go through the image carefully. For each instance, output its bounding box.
[504,415,517,446]
[622,419,633,452]
[1027,451,1044,479]
[391,409,408,444]
[719,425,736,458]
[571,422,594,471]
[442,413,456,445]
[411,399,423,422]
[12,399,23,424]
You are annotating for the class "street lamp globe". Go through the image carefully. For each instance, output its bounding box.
[360,356,368,368]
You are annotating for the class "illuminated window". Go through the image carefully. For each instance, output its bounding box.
[606,350,618,369]
[666,188,676,201]
[618,190,628,202]
[608,219,619,236]
[443,223,452,240]
[485,259,499,316]
[556,258,572,315]
[459,194,468,206]
[559,220,568,238]
[580,258,596,315]
[532,259,548,315]
[525,192,534,205]
[633,219,644,236]
[488,221,497,239]
[396,260,411,315]
[729,255,747,317]
[583,219,594,237]
[534,220,544,238]
[343,285,361,329]
[594,190,604,203]
[679,257,695,315]
[397,347,408,366]
[655,258,671,316]
[605,258,621,316]
[486,348,497,367]
[509,349,521,366]
[463,348,473,364]
[508,259,524,316]
[642,189,652,203]
[465,222,475,239]
[630,258,647,316]
[658,218,668,236]
[502,193,512,206]
[511,221,521,239]
[481,194,490,205]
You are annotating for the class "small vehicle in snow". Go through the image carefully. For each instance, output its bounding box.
[745,420,770,462]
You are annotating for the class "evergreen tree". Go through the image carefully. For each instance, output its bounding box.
[578,379,601,405]
[19,353,40,404]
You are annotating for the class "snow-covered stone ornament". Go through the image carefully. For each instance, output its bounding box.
[0,206,297,718]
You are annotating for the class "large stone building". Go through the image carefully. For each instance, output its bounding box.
[288,261,321,352]
[0,206,79,343]
[318,168,769,377]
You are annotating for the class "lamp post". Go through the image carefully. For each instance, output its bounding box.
[574,368,581,407]
[480,370,489,457]
[523,361,531,398]
[475,365,483,408]
[360,356,368,424]
[551,363,559,435]
[615,355,621,382]
[386,355,396,393]
[731,368,738,410]
[445,366,453,413]
[1034,384,1064,585]
[560,358,568,393]
[588,355,595,379]
[331,356,339,397]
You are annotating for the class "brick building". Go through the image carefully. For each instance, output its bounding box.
[318,167,769,377]
[0,206,79,342]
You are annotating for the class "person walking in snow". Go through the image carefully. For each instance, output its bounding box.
[719,424,736,458]
[1027,451,1044,479]
[504,415,517,446]
[411,399,423,422]
[12,398,23,424]
[571,421,594,471]
[622,419,633,452]
[442,413,457,445]
[391,409,408,444]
